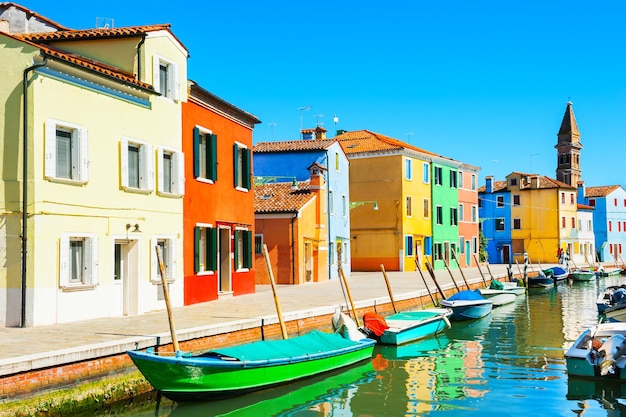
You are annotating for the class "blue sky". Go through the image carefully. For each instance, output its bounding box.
[21,1,626,188]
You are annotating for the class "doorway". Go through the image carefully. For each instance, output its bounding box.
[114,239,138,316]
[502,244,511,264]
[218,227,231,293]
[304,241,313,282]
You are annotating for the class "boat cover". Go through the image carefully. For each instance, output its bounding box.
[206,331,360,361]
[449,290,485,301]
[490,280,504,290]
[363,312,389,336]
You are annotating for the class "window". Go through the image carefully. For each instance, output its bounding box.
[588,220,593,231]
[513,218,521,230]
[609,221,613,232]
[510,178,518,186]
[459,236,465,253]
[450,207,458,226]
[616,198,619,206]
[335,153,340,171]
[578,219,582,231]
[423,198,430,218]
[193,127,217,181]
[153,55,179,100]
[423,163,429,183]
[151,237,176,281]
[459,204,464,222]
[436,206,443,225]
[450,170,457,188]
[45,119,89,182]
[405,158,412,180]
[434,243,443,261]
[233,143,251,190]
[406,196,413,217]
[121,137,154,192]
[571,194,575,204]
[472,237,478,254]
[194,225,216,274]
[434,167,442,185]
[513,195,521,206]
[589,199,596,207]
[497,196,505,208]
[255,235,263,255]
[458,171,464,188]
[234,229,253,270]
[471,174,476,190]
[571,217,576,228]
[405,235,414,257]
[561,193,565,204]
[342,195,347,217]
[495,218,505,231]
[157,147,184,195]
[59,233,98,288]
[471,206,477,222]
[562,217,566,228]
[329,190,334,214]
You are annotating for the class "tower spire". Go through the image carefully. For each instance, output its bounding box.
[555,101,582,186]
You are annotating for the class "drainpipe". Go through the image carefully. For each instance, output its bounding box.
[291,213,297,284]
[21,55,48,328]
[137,34,146,82]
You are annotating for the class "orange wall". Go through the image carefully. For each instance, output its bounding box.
[182,98,255,304]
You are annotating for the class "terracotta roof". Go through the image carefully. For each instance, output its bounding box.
[38,43,154,91]
[577,203,595,210]
[477,180,508,193]
[16,24,172,42]
[585,185,622,197]
[254,181,314,213]
[189,80,261,125]
[253,139,337,153]
[333,129,439,158]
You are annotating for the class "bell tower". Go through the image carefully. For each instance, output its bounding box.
[555,101,582,186]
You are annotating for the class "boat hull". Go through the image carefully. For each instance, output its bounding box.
[379,309,452,345]
[440,300,493,321]
[476,289,516,306]
[570,270,596,281]
[527,276,555,288]
[565,322,626,379]
[596,268,622,277]
[127,331,375,401]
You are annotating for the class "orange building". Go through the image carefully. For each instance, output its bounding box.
[181,81,260,304]
[254,168,328,284]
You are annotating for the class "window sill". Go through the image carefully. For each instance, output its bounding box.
[122,186,152,195]
[235,186,249,193]
[156,191,184,198]
[60,284,97,292]
[151,278,176,285]
[195,177,214,185]
[46,177,87,186]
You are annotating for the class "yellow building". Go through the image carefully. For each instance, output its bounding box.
[336,130,434,272]
[507,172,578,264]
[0,5,187,326]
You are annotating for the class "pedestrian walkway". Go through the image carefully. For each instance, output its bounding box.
[0,264,517,376]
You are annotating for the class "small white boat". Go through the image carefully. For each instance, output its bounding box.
[476,288,516,306]
[491,281,526,296]
[565,322,626,379]
[440,290,493,321]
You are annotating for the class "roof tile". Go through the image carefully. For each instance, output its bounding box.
[254,181,314,213]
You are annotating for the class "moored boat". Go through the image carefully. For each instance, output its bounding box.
[570,269,596,282]
[527,273,555,288]
[440,290,493,321]
[475,288,516,306]
[597,286,626,314]
[596,266,623,277]
[368,309,452,345]
[127,313,375,401]
[543,266,569,282]
[565,322,626,379]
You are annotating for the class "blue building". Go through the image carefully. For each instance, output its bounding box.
[478,176,513,264]
[253,128,351,278]
[578,183,626,263]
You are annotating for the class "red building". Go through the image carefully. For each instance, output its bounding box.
[181,81,260,304]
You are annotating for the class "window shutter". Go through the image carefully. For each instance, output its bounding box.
[243,230,252,268]
[120,139,129,188]
[151,238,159,281]
[193,128,200,178]
[243,148,251,189]
[233,143,239,187]
[194,227,200,273]
[79,129,89,182]
[59,234,69,286]
[169,238,177,280]
[174,151,185,195]
[89,236,99,285]
[145,144,155,191]
[152,55,160,93]
[209,134,217,181]
[45,121,57,178]
[208,227,218,271]
[156,147,164,193]
[233,230,240,270]
[171,63,180,101]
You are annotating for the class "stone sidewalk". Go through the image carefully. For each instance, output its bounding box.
[0,263,521,376]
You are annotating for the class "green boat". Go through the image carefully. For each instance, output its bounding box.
[569,268,596,281]
[127,329,375,401]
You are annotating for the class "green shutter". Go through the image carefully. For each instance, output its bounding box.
[209,134,217,181]
[243,148,251,189]
[194,226,200,273]
[193,128,200,178]
[208,227,218,271]
[234,230,240,269]
[243,230,252,268]
[233,143,239,187]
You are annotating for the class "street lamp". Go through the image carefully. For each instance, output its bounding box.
[254,176,299,191]
[350,201,379,210]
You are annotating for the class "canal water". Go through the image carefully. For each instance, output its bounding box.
[79,276,626,416]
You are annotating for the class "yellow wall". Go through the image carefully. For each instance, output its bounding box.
[401,157,432,271]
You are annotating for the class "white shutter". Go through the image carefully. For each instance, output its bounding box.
[120,138,129,188]
[156,147,164,193]
[90,236,99,285]
[145,144,155,191]
[171,63,180,101]
[79,129,89,182]
[152,55,160,93]
[45,121,57,179]
[175,151,185,195]
[59,234,69,287]
[151,238,159,281]
[84,237,92,285]
[169,238,177,280]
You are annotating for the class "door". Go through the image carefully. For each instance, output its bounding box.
[115,240,138,316]
[304,241,313,282]
[502,244,511,264]
[218,227,231,293]
[466,241,471,266]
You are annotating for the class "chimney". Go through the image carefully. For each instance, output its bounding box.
[577,181,586,204]
[314,126,327,140]
[485,176,493,194]
[530,175,539,189]
[301,129,315,140]
[309,164,326,226]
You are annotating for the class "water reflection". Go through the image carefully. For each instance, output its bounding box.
[83,276,626,417]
